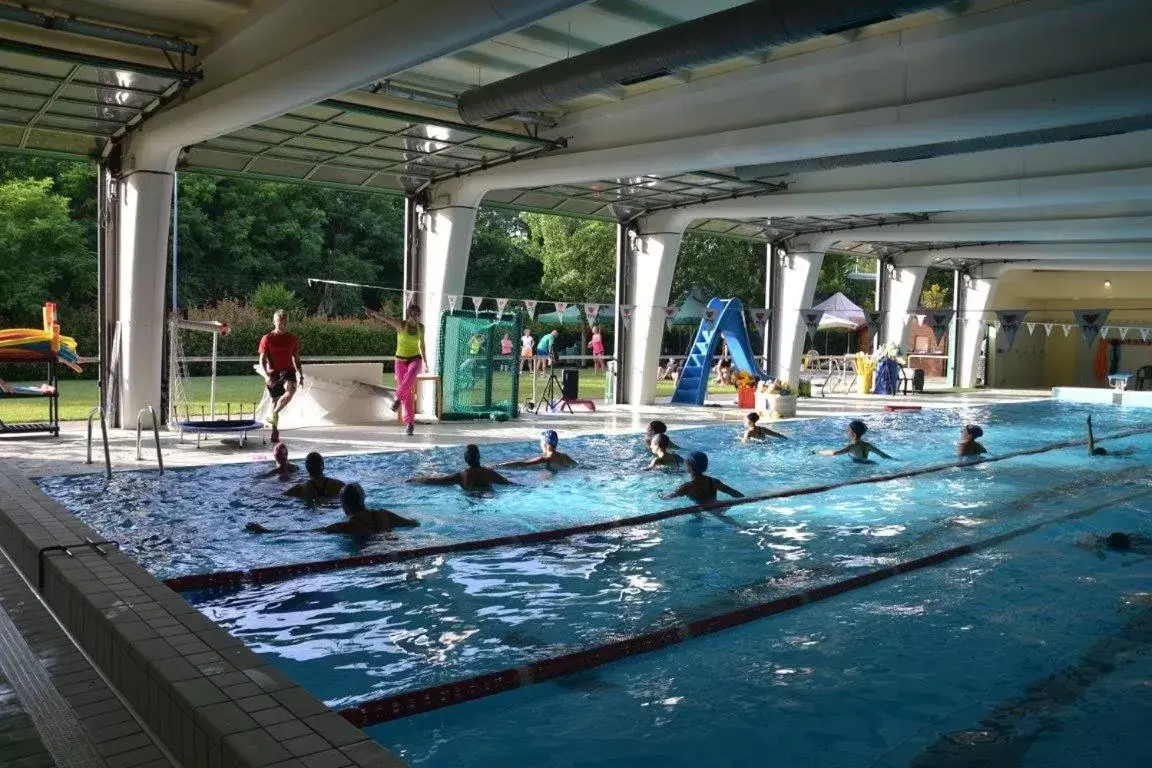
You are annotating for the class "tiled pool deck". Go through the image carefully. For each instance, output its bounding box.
[0,390,1046,768]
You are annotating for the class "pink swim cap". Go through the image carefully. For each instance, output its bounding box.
[273,443,288,460]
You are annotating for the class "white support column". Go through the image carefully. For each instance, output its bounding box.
[625,214,684,406]
[416,185,480,415]
[884,262,929,351]
[117,167,175,426]
[958,271,1002,388]
[773,243,824,385]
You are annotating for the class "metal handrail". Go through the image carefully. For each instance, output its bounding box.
[85,406,111,479]
[135,405,164,473]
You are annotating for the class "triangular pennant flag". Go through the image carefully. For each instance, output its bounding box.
[403,289,415,310]
[914,313,927,327]
[750,309,769,333]
[1073,309,1110,345]
[523,299,538,319]
[495,297,509,316]
[926,309,954,345]
[1119,327,1131,340]
[663,305,678,332]
[620,304,634,329]
[1026,322,1036,336]
[800,310,824,342]
[995,310,1028,351]
[865,311,884,336]
[1100,326,1111,339]
[1142,328,1150,343]
[583,303,600,327]
[447,294,459,312]
[470,296,484,316]
[1043,323,1053,337]
[554,301,568,316]
[1062,324,1073,338]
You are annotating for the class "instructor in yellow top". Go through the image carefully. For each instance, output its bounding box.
[366,303,426,435]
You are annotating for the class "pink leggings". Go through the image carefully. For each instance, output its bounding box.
[394,358,421,425]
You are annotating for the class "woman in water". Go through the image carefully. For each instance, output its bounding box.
[590,325,606,373]
[408,444,514,491]
[365,303,425,436]
[645,420,678,449]
[284,452,345,499]
[660,452,744,505]
[247,483,417,536]
[816,420,894,462]
[500,430,578,470]
[1086,414,1134,456]
[257,443,298,479]
[957,424,987,457]
[646,433,684,470]
[742,412,788,443]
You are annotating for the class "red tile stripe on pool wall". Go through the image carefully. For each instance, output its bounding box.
[163,426,1152,593]
[340,485,1151,728]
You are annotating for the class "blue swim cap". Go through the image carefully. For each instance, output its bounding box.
[965,424,984,438]
[686,451,708,473]
[541,429,559,447]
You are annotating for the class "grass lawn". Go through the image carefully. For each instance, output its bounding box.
[1,370,740,424]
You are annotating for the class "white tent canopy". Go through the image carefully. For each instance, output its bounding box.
[813,292,866,331]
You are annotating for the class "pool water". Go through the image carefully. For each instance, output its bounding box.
[35,399,1143,579]
[34,400,1152,767]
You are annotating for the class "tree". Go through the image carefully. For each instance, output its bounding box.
[521,213,615,302]
[816,252,875,309]
[920,267,953,308]
[673,233,765,306]
[465,208,543,299]
[0,177,92,325]
[249,282,305,316]
[920,283,949,309]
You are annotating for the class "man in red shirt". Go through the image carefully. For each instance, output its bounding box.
[258,309,302,442]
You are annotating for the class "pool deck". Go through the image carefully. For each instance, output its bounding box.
[0,387,1048,768]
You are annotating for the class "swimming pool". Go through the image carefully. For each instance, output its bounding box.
[34,400,1152,766]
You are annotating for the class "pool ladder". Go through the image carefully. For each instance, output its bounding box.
[85,407,112,479]
[135,405,164,473]
[85,405,164,477]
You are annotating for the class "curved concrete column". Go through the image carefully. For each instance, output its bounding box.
[625,214,684,406]
[884,263,929,351]
[958,272,1003,388]
[773,245,824,386]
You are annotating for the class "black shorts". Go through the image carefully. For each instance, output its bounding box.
[266,370,297,398]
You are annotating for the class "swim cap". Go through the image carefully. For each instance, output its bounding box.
[848,420,867,438]
[965,424,984,438]
[541,429,559,447]
[464,444,481,467]
[340,483,365,508]
[647,420,668,437]
[273,443,288,460]
[686,451,709,473]
[746,412,759,423]
[305,452,324,474]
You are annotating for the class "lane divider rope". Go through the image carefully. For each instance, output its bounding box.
[339,484,1152,728]
[163,425,1152,593]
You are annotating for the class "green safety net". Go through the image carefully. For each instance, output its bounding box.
[437,310,522,420]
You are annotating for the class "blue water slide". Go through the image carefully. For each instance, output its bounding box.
[671,298,767,405]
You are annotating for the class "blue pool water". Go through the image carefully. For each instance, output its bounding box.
[34,400,1152,766]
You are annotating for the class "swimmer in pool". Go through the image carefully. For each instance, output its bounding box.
[1086,414,1135,456]
[646,433,684,470]
[283,452,345,499]
[645,420,678,449]
[257,443,299,479]
[1075,531,1152,560]
[408,444,514,491]
[815,420,894,462]
[957,424,987,458]
[499,430,578,470]
[742,412,787,443]
[246,483,417,536]
[660,451,744,505]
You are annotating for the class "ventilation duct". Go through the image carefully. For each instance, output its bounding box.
[457,0,948,124]
[734,115,1152,179]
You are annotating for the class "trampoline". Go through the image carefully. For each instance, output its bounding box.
[176,418,264,448]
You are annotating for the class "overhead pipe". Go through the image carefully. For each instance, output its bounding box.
[371,81,558,128]
[458,0,948,123]
[734,115,1152,180]
[0,5,196,54]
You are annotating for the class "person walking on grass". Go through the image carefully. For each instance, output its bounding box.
[258,309,302,443]
[590,326,606,373]
[365,303,426,436]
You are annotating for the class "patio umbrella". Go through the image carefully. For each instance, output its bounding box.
[813,292,866,330]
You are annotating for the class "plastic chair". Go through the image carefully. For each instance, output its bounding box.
[1134,365,1152,391]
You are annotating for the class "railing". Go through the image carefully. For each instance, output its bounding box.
[85,407,111,479]
[800,355,858,396]
[135,406,163,473]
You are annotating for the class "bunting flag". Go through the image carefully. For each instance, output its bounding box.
[470,295,483,316]
[620,304,634,329]
[1026,322,1036,336]
[1142,328,1150,343]
[495,297,509,317]
[523,299,538,319]
[1120,327,1131,340]
[446,294,459,312]
[663,305,678,331]
[1062,324,1073,338]
[554,301,568,316]
[1100,326,1111,339]
[926,309,954,345]
[1073,309,1110,345]
[995,310,1028,351]
[865,311,884,337]
[403,289,415,310]
[800,310,824,342]
[914,313,927,327]
[1043,323,1053,337]
[583,303,600,327]
[750,309,769,333]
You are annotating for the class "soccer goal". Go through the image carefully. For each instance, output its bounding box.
[437,310,522,420]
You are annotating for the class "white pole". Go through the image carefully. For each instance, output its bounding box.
[210,331,218,420]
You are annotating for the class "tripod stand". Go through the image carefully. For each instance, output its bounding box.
[533,368,573,414]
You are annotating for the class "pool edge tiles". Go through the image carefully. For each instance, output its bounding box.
[0,460,406,768]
